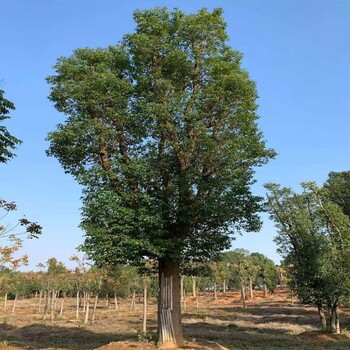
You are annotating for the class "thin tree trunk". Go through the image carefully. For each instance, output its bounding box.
[60,293,66,316]
[142,280,147,333]
[213,281,217,300]
[4,292,8,310]
[84,294,90,324]
[130,289,136,310]
[91,293,98,324]
[43,291,50,319]
[114,292,118,311]
[157,257,183,348]
[51,290,55,322]
[196,288,199,309]
[83,292,87,312]
[317,303,327,332]
[241,283,246,308]
[105,294,109,309]
[11,293,18,315]
[76,291,80,320]
[191,277,196,298]
[249,277,254,299]
[223,280,226,295]
[38,290,43,312]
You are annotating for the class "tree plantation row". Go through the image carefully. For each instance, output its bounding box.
[0,251,279,327]
[1,7,350,349]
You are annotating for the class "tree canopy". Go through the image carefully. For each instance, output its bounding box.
[47,7,274,266]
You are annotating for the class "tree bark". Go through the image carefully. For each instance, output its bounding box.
[4,292,7,310]
[263,283,268,298]
[240,283,246,308]
[51,289,56,322]
[191,277,196,298]
[143,280,147,333]
[76,291,80,319]
[84,294,90,324]
[114,292,118,311]
[91,293,99,324]
[213,281,217,300]
[249,277,254,299]
[43,291,50,319]
[317,303,327,332]
[11,293,18,315]
[60,293,66,316]
[330,304,340,334]
[223,280,226,295]
[157,257,183,349]
[38,290,43,312]
[130,289,136,310]
[105,294,109,309]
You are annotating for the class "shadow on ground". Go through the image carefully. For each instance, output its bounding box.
[0,323,136,350]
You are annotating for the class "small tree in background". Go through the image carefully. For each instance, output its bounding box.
[250,252,278,295]
[265,182,350,333]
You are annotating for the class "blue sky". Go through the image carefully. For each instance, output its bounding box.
[1,0,349,270]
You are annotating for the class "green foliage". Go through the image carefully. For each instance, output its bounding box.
[265,182,350,306]
[215,249,278,292]
[47,8,274,268]
[0,89,21,163]
[324,170,350,218]
[250,252,278,293]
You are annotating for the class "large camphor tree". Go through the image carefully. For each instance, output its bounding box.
[47,8,274,348]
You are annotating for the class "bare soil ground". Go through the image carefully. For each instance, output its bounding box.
[0,288,350,349]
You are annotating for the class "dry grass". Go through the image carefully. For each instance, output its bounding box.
[0,289,349,349]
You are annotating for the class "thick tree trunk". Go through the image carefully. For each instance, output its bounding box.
[158,258,183,349]
[317,303,327,332]
[330,304,340,334]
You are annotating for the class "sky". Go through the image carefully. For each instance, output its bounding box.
[0,0,349,270]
